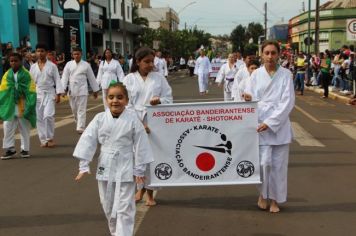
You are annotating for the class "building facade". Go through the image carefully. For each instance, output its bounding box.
[289,0,356,53]
[136,7,179,31]
[0,0,141,56]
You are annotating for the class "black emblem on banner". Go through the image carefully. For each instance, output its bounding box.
[236,161,254,178]
[155,163,173,180]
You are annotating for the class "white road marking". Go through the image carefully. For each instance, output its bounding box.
[333,124,356,141]
[292,122,325,147]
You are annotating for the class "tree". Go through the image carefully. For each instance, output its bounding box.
[245,22,264,44]
[230,24,246,52]
[132,5,149,27]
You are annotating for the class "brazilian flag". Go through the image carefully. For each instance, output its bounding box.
[0,67,37,127]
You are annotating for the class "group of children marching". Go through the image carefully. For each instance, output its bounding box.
[0,41,294,235]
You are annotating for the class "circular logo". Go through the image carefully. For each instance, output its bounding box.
[155,163,173,180]
[174,125,233,180]
[236,161,255,178]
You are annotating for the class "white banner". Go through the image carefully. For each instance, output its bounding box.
[209,62,224,78]
[346,19,356,41]
[147,102,260,187]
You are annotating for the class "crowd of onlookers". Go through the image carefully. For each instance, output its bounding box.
[280,44,355,102]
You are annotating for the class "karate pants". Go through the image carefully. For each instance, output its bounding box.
[2,117,31,151]
[36,98,55,144]
[198,73,209,93]
[69,95,88,131]
[224,81,233,101]
[258,144,289,203]
[98,181,135,236]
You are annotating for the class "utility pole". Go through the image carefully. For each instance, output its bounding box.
[169,8,172,32]
[264,2,267,40]
[122,0,127,56]
[314,0,320,54]
[108,0,112,49]
[89,2,93,50]
[307,0,311,56]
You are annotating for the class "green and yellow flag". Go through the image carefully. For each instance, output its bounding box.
[0,67,37,127]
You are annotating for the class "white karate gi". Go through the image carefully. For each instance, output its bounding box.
[2,72,31,152]
[215,62,238,101]
[73,109,153,236]
[231,65,249,101]
[194,56,212,93]
[123,71,173,189]
[61,60,99,131]
[235,59,245,71]
[30,60,64,145]
[245,66,295,203]
[96,59,125,109]
[153,56,168,77]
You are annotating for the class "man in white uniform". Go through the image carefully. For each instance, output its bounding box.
[153,50,168,77]
[30,44,65,147]
[194,49,212,95]
[244,41,295,213]
[62,48,100,134]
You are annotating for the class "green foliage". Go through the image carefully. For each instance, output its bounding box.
[230,22,264,54]
[137,27,211,59]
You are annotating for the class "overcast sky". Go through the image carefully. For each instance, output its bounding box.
[151,0,330,36]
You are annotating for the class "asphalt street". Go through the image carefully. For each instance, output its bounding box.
[1,70,356,236]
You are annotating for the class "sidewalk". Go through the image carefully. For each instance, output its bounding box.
[305,85,355,104]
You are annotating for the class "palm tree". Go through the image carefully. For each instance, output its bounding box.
[132,5,149,27]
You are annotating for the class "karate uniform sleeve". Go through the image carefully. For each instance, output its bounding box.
[194,58,199,75]
[54,65,65,94]
[215,64,225,84]
[159,76,173,104]
[73,114,99,162]
[133,164,146,177]
[263,72,295,133]
[78,159,91,173]
[86,64,100,92]
[96,62,103,86]
[133,118,154,167]
[116,62,125,82]
[61,63,70,93]
[163,60,168,77]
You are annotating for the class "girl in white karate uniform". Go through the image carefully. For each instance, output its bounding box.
[215,53,238,101]
[244,41,295,213]
[74,82,154,236]
[96,49,125,109]
[123,47,173,206]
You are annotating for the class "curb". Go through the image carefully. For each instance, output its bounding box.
[304,86,354,104]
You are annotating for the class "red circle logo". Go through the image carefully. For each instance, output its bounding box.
[196,152,215,171]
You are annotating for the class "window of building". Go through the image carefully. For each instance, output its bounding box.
[106,40,112,49]
[115,42,123,55]
[127,5,130,20]
[113,0,117,14]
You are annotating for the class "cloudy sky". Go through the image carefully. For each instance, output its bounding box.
[151,0,329,36]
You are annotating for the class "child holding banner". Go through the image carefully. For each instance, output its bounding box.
[123,47,173,206]
[244,40,295,213]
[74,81,153,236]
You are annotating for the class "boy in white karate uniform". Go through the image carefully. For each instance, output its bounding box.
[61,47,100,134]
[244,41,295,213]
[30,44,65,147]
[74,81,153,236]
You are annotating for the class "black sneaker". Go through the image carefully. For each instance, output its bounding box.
[20,150,30,158]
[1,149,17,160]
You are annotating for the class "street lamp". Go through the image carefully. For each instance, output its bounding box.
[177,1,197,30]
